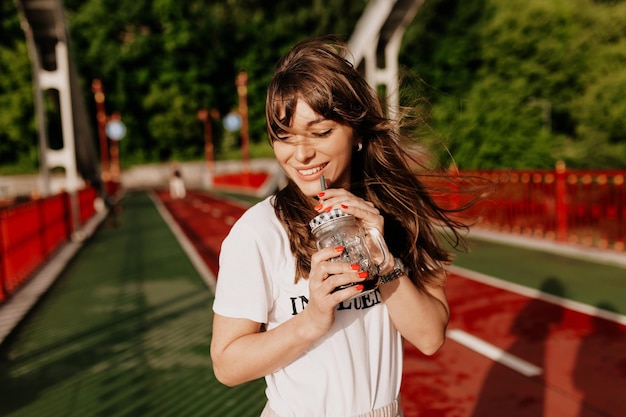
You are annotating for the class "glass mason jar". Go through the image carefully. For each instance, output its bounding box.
[309,208,389,297]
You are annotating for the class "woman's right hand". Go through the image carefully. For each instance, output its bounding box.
[303,245,367,338]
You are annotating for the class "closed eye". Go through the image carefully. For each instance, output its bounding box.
[312,129,332,138]
[274,129,291,141]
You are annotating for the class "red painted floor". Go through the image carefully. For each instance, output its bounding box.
[157,189,626,417]
[213,171,270,190]
[401,274,626,417]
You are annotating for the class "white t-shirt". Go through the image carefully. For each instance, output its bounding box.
[213,196,403,417]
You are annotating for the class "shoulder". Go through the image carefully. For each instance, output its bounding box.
[233,196,276,226]
[226,196,283,239]
[240,195,276,218]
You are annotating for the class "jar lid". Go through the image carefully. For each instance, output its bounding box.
[309,208,352,231]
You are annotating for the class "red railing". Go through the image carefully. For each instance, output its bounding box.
[0,187,99,303]
[444,165,626,252]
[1,167,623,303]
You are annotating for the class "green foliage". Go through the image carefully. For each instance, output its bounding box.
[60,0,365,167]
[0,2,38,173]
[2,0,626,170]
[401,0,626,168]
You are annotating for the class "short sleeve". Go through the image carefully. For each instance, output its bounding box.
[212,219,272,324]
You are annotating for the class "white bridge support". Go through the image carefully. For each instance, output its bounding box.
[37,42,79,199]
[14,0,86,235]
[348,0,425,117]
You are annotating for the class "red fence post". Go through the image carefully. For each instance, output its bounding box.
[616,174,625,251]
[0,187,103,305]
[555,160,568,242]
[448,163,460,213]
[0,210,6,302]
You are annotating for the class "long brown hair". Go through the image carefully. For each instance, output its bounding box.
[266,35,469,289]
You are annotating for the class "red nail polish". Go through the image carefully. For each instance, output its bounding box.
[334,246,345,252]
[318,192,325,197]
[341,204,348,209]
[355,284,364,291]
[358,271,368,278]
[324,206,333,212]
[314,204,323,211]
[350,264,360,270]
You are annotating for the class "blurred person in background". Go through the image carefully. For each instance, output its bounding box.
[169,162,186,199]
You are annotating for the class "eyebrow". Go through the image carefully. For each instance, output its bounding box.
[306,117,330,127]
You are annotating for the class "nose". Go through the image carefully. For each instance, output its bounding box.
[294,140,315,162]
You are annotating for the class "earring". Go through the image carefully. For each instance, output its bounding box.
[355,143,363,152]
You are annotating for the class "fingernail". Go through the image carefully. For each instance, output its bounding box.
[318,192,325,198]
[324,206,333,212]
[358,271,368,278]
[334,246,345,252]
[350,264,360,270]
[341,204,348,209]
[355,284,364,291]
[314,204,323,211]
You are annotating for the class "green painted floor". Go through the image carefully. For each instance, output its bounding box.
[451,237,626,314]
[0,191,624,416]
[0,192,265,417]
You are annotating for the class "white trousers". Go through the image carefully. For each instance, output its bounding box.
[260,399,403,417]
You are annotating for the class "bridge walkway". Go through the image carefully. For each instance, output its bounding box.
[0,190,624,417]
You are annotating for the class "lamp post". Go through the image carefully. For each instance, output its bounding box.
[236,70,250,175]
[198,108,219,185]
[91,79,110,181]
[105,112,126,184]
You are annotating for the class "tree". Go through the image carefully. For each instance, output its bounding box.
[0,1,37,173]
[3,0,626,171]
[64,0,365,165]
[400,0,626,168]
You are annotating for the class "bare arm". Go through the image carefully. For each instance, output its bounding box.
[378,269,450,355]
[211,311,319,386]
[314,189,450,355]
[211,268,448,387]
[211,246,368,387]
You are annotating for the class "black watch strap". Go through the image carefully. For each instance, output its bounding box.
[379,258,405,284]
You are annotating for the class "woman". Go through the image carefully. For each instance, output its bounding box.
[211,35,467,417]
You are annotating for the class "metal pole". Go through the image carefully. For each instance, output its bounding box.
[236,71,250,175]
[555,160,568,242]
[108,112,122,183]
[197,108,219,175]
[91,79,110,182]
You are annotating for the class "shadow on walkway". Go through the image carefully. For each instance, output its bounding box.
[0,192,265,417]
[470,278,565,417]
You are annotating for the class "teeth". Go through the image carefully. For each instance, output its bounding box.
[298,166,323,176]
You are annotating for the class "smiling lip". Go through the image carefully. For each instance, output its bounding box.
[296,163,327,178]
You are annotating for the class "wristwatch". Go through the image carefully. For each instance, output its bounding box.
[378,257,405,285]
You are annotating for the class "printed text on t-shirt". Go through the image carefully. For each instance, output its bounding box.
[289,289,382,315]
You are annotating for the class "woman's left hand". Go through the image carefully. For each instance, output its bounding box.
[316,188,384,235]
[316,187,397,275]
[317,189,449,355]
